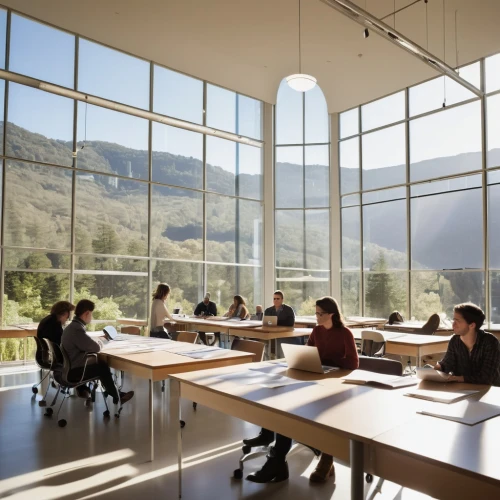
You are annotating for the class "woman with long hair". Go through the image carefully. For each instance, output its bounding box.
[150,283,174,339]
[246,296,358,485]
[223,295,250,320]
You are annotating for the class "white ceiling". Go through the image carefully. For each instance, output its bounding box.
[4,0,500,112]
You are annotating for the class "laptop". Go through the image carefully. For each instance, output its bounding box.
[103,325,118,341]
[173,307,182,315]
[262,315,278,327]
[281,344,338,374]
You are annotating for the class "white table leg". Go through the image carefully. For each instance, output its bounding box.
[170,378,182,498]
[149,378,154,462]
[350,439,364,500]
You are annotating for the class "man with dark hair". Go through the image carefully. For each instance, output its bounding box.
[435,302,500,386]
[62,299,134,404]
[264,290,295,327]
[194,293,218,345]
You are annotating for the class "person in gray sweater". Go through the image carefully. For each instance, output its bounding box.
[61,299,134,404]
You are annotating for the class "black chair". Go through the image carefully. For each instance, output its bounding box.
[32,336,54,406]
[43,339,112,427]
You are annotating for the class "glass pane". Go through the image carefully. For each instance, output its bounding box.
[206,193,236,263]
[341,272,360,317]
[485,53,500,93]
[340,137,359,194]
[362,124,406,190]
[275,146,303,208]
[361,91,405,132]
[339,108,358,139]
[411,271,485,322]
[0,9,6,69]
[411,174,481,197]
[342,206,361,270]
[76,102,149,180]
[7,83,73,166]
[410,62,480,117]
[5,271,70,323]
[363,199,407,270]
[152,260,203,314]
[305,86,329,144]
[78,38,149,109]
[151,185,203,260]
[410,101,482,182]
[490,272,500,327]
[10,14,74,88]
[305,145,329,208]
[75,174,148,256]
[238,144,262,200]
[206,264,233,313]
[75,255,147,272]
[488,180,500,269]
[238,94,262,140]
[276,79,303,145]
[238,199,262,265]
[4,161,72,249]
[153,65,203,124]
[0,81,4,155]
[275,210,303,268]
[305,210,330,269]
[237,266,263,312]
[411,186,483,270]
[206,84,236,133]
[152,122,203,188]
[5,250,70,270]
[275,269,330,315]
[364,271,407,319]
[206,136,236,196]
[341,194,360,207]
[487,94,500,168]
[74,274,148,320]
[362,187,406,204]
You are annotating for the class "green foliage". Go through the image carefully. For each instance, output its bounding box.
[298,296,316,315]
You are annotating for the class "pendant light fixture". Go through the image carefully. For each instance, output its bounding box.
[286,0,317,92]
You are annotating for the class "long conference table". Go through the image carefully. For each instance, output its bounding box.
[170,362,500,500]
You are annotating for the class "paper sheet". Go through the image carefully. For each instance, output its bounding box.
[214,370,306,388]
[405,389,479,404]
[418,400,500,425]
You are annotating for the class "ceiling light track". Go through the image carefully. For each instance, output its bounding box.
[320,0,483,98]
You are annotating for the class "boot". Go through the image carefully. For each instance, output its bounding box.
[243,429,274,448]
[246,455,289,483]
[309,454,335,483]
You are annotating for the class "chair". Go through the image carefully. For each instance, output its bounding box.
[120,325,141,335]
[360,330,386,357]
[43,339,112,428]
[231,338,265,362]
[177,331,199,344]
[32,336,56,407]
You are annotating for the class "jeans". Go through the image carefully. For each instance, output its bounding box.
[68,361,119,401]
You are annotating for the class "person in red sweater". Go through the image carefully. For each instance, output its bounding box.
[247,296,359,484]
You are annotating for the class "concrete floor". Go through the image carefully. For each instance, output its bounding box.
[0,366,433,500]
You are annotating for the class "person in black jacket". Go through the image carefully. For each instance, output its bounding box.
[194,293,218,345]
[37,301,76,346]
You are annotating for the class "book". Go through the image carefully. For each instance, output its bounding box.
[416,368,450,382]
[418,400,500,425]
[405,389,479,404]
[342,370,418,388]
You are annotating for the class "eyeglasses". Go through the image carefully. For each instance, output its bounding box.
[315,311,329,317]
[273,298,282,301]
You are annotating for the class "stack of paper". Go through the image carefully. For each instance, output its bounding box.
[405,389,479,404]
[418,400,500,425]
[342,370,418,388]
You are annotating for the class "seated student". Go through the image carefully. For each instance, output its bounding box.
[37,301,75,346]
[150,283,174,339]
[435,302,500,386]
[61,299,134,404]
[223,295,250,320]
[264,290,295,326]
[246,296,359,484]
[194,293,218,345]
[251,305,264,321]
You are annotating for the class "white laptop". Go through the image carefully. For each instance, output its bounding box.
[281,344,338,374]
[262,315,278,327]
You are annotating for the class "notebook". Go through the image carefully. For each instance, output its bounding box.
[416,368,450,382]
[342,370,418,388]
[418,400,500,425]
[405,388,480,404]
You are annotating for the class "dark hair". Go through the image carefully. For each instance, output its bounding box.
[153,283,170,300]
[234,295,246,306]
[454,302,485,332]
[273,290,284,299]
[50,301,75,317]
[315,296,345,329]
[75,299,95,318]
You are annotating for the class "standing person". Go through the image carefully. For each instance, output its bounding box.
[223,295,250,320]
[194,293,218,345]
[263,290,295,327]
[37,301,75,346]
[435,302,500,385]
[150,283,174,339]
[61,299,134,404]
[246,297,358,484]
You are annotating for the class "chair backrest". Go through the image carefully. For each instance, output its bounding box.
[43,338,63,366]
[231,338,265,362]
[358,355,403,376]
[34,336,51,369]
[176,331,199,344]
[120,325,141,335]
[361,330,386,357]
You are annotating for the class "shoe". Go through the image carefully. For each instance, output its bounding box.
[420,313,440,335]
[388,311,404,325]
[243,430,274,448]
[119,391,134,404]
[77,386,91,399]
[310,454,335,483]
[246,456,289,483]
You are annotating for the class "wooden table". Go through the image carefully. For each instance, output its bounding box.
[99,339,254,461]
[1,326,38,364]
[384,322,453,334]
[294,316,386,328]
[116,318,148,327]
[171,362,500,500]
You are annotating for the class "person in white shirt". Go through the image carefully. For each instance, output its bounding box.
[150,283,174,339]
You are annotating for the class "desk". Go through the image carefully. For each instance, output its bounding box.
[294,316,386,328]
[116,318,148,327]
[1,326,38,364]
[384,322,453,334]
[99,338,254,461]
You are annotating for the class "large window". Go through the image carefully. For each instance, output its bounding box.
[339,57,500,325]
[275,83,330,313]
